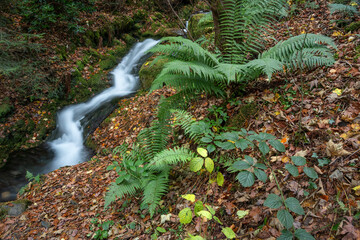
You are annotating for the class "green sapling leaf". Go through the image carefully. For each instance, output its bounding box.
[277,209,294,229]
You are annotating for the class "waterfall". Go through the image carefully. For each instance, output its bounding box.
[48,39,159,170]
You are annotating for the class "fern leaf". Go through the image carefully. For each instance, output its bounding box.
[245,58,284,80]
[142,172,169,217]
[329,4,359,15]
[105,180,141,208]
[148,146,195,171]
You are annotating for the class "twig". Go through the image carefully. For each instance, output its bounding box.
[166,0,194,41]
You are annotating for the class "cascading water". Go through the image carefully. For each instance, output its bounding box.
[49,38,159,169]
[0,39,159,201]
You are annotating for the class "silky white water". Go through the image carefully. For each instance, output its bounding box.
[48,39,159,170]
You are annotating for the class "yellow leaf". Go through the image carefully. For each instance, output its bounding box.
[310,17,315,21]
[353,185,360,191]
[181,194,196,203]
[275,111,280,116]
[350,2,358,6]
[237,210,250,219]
[332,88,342,96]
[282,156,290,163]
[332,31,343,37]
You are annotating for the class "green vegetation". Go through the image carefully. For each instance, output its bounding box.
[104,0,339,239]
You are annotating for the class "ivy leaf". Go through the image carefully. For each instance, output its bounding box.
[189,157,204,172]
[181,194,196,203]
[254,168,267,182]
[222,227,236,239]
[179,207,193,224]
[291,156,306,166]
[304,167,318,179]
[278,230,294,240]
[232,160,251,171]
[269,139,286,152]
[277,209,294,229]
[259,141,270,155]
[294,229,315,240]
[217,172,224,186]
[264,194,283,209]
[197,147,208,157]
[285,164,299,177]
[236,171,255,187]
[285,197,305,215]
[197,210,212,220]
[205,157,214,173]
[318,158,330,167]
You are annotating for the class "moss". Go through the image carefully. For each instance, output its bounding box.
[345,21,360,32]
[0,103,13,120]
[76,60,85,71]
[122,33,136,45]
[99,55,117,70]
[226,103,258,129]
[139,58,169,89]
[188,13,213,40]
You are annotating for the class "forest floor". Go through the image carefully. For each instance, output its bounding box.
[1,1,360,239]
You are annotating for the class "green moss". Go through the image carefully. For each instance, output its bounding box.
[139,58,169,89]
[0,103,13,119]
[122,33,136,45]
[226,103,258,129]
[188,13,213,40]
[99,55,117,70]
[345,21,360,32]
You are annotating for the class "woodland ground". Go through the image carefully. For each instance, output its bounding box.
[1,1,360,239]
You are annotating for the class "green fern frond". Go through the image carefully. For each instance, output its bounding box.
[142,172,169,217]
[171,110,212,142]
[137,120,169,161]
[329,3,359,15]
[148,146,195,171]
[148,37,219,67]
[105,180,141,208]
[261,34,336,70]
[245,58,284,80]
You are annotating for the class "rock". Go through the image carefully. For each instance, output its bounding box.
[139,58,169,90]
[0,200,32,218]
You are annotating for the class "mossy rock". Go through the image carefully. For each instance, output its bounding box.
[139,58,169,90]
[188,13,213,40]
[99,55,117,70]
[345,21,360,32]
[0,200,32,219]
[0,103,13,119]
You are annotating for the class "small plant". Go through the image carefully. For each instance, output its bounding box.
[18,171,42,195]
[88,218,114,240]
[178,195,236,239]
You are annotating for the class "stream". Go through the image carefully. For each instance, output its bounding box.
[0,39,159,202]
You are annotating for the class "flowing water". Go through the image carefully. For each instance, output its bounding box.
[0,39,159,201]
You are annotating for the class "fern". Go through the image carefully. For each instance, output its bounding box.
[219,0,287,64]
[261,34,337,70]
[329,3,359,15]
[148,147,195,171]
[105,119,194,217]
[172,110,212,142]
[105,180,141,208]
[142,172,169,217]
